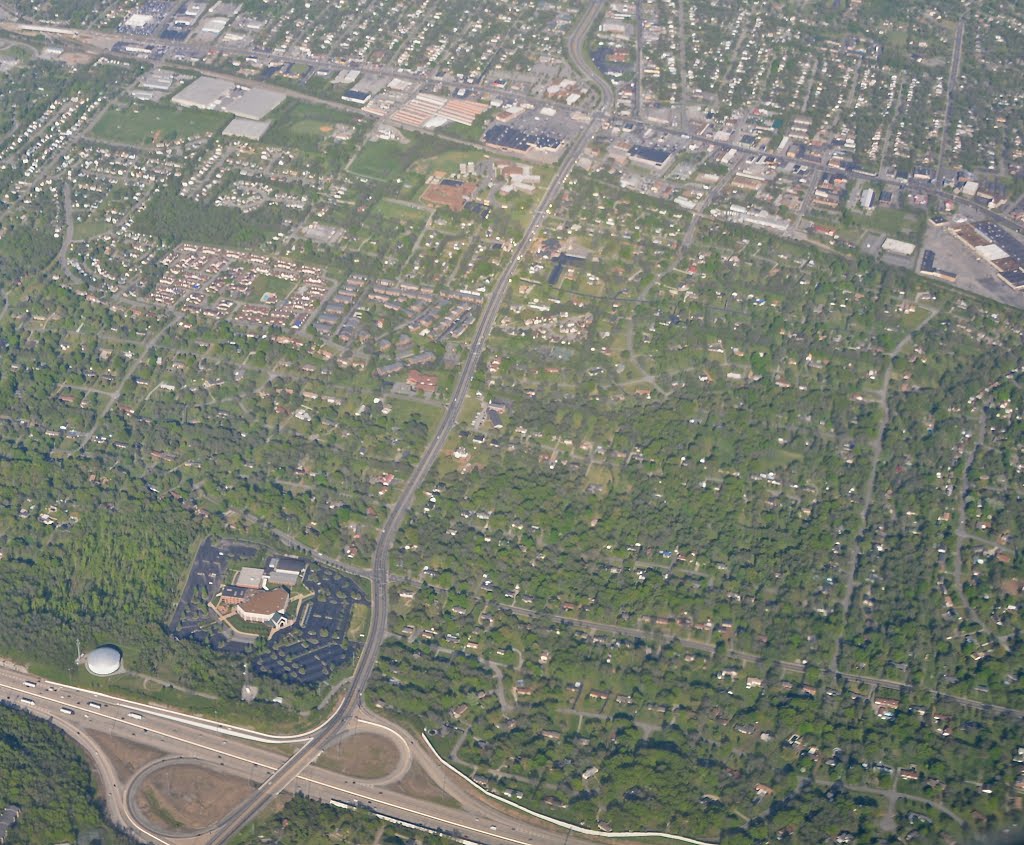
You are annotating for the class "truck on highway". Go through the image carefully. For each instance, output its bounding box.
[127,712,143,720]
[20,697,35,706]
[60,706,74,715]
[88,701,102,709]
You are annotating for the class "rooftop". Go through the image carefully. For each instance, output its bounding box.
[239,587,289,617]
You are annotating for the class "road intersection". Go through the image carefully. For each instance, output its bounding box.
[0,665,657,845]
[2,4,1018,843]
[0,8,642,844]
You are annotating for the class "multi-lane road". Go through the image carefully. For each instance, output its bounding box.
[0,8,625,844]
[2,4,1019,843]
[935,15,966,182]
[0,665,653,845]
[566,0,616,114]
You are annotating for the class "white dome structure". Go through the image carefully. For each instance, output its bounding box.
[85,646,122,677]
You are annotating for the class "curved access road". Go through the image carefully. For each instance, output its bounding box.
[566,0,615,114]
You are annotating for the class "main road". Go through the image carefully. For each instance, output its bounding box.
[566,0,616,114]
[0,11,628,843]
[0,670,641,845]
[203,114,607,845]
[935,15,965,182]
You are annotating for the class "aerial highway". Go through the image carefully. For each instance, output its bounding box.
[0,9,620,844]
[0,667,650,845]
[204,92,608,844]
[565,0,615,115]
[935,15,965,182]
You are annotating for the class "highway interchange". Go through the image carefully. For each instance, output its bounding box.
[0,664,688,845]
[0,6,655,845]
[3,3,1022,843]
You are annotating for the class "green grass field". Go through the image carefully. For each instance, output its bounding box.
[72,218,112,240]
[412,148,486,175]
[259,101,360,151]
[250,275,295,301]
[371,199,430,223]
[349,133,458,180]
[346,603,369,639]
[92,102,230,145]
[869,207,924,239]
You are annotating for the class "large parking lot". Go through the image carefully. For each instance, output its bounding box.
[170,538,367,687]
[253,565,367,686]
[169,538,258,638]
[921,224,1024,308]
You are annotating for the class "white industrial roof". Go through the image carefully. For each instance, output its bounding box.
[225,88,285,120]
[977,243,1009,262]
[223,117,270,139]
[172,76,234,109]
[881,237,915,256]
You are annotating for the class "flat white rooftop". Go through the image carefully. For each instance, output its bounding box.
[172,75,233,109]
[223,117,270,139]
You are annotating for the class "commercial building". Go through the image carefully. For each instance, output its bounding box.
[173,76,234,110]
[228,88,285,120]
[235,566,265,589]
[221,584,252,605]
[172,76,285,120]
[264,556,305,587]
[881,237,916,257]
[223,117,270,140]
[237,587,289,623]
[628,144,672,168]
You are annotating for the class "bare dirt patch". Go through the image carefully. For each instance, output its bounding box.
[59,51,96,65]
[136,763,254,832]
[85,731,164,783]
[319,731,402,779]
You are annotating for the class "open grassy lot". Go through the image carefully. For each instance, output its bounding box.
[319,732,401,780]
[260,100,361,151]
[92,101,230,145]
[372,198,430,223]
[411,148,487,175]
[250,274,295,301]
[349,132,458,180]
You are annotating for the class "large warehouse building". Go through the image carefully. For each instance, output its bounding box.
[172,76,285,120]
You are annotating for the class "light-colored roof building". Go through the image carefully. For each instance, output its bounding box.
[235,566,264,589]
[223,117,270,140]
[227,88,285,120]
[881,237,915,256]
[171,77,285,120]
[172,76,234,110]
